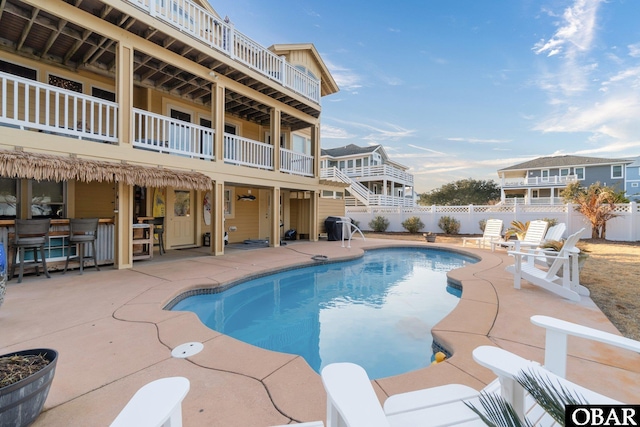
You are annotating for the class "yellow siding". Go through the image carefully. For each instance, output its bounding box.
[75,181,115,218]
[224,186,259,243]
[288,50,321,79]
[318,199,345,234]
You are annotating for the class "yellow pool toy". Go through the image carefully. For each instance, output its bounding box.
[431,352,446,365]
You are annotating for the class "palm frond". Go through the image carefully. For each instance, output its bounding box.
[465,391,533,427]
[516,369,587,425]
[465,368,587,427]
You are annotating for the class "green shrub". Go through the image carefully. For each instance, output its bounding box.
[438,216,461,234]
[401,216,424,234]
[540,217,558,227]
[368,215,390,232]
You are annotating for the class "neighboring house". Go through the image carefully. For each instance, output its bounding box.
[497,155,634,205]
[626,156,640,202]
[0,0,341,269]
[320,144,415,207]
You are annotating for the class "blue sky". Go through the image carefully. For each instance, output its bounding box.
[209,0,640,192]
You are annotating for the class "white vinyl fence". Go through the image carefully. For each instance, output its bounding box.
[347,203,640,242]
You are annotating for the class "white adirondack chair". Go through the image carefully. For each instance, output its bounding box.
[321,314,633,427]
[110,377,190,427]
[462,219,503,249]
[491,220,548,252]
[543,223,566,243]
[505,228,589,302]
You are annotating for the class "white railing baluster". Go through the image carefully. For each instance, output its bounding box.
[132,108,214,160]
[0,71,118,142]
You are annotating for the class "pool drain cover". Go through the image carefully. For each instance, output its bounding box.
[171,342,204,358]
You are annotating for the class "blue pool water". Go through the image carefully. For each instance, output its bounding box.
[171,248,477,379]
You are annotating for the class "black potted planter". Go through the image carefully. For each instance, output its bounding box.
[0,348,58,427]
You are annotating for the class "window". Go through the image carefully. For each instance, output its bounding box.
[31,180,65,218]
[224,189,233,216]
[541,169,549,181]
[173,190,190,217]
[0,178,18,218]
[265,132,286,147]
[321,190,343,199]
[294,65,318,80]
[0,60,36,80]
[575,167,585,180]
[49,75,83,93]
[224,123,237,135]
[611,165,623,179]
[292,134,311,155]
[560,168,569,177]
[92,87,116,102]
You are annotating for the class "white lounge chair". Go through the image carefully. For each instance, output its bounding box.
[543,223,566,243]
[506,228,588,302]
[321,314,631,427]
[491,220,548,252]
[110,377,190,427]
[462,219,503,249]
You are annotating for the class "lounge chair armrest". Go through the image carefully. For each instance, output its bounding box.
[110,377,190,427]
[321,363,390,427]
[473,346,621,406]
[507,249,568,259]
[531,316,640,378]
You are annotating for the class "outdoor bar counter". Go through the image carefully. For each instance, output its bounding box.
[0,218,115,270]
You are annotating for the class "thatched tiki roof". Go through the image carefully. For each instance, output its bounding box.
[0,150,212,191]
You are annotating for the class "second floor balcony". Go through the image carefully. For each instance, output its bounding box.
[0,71,314,178]
[340,165,414,186]
[501,175,578,188]
[126,0,320,103]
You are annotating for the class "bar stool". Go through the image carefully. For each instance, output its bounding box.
[9,219,51,284]
[145,217,165,255]
[64,218,100,274]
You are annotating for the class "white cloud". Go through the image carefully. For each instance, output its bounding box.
[323,59,362,92]
[320,124,355,139]
[533,0,602,58]
[629,43,640,58]
[447,137,511,144]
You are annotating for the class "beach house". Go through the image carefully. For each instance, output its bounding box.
[497,155,634,205]
[0,0,341,270]
[320,144,415,207]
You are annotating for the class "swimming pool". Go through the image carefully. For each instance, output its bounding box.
[170,247,477,379]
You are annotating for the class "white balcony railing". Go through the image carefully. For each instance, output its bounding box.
[502,175,578,188]
[127,0,321,103]
[341,165,414,185]
[280,148,314,177]
[0,71,118,143]
[224,133,273,170]
[321,167,370,205]
[133,109,214,159]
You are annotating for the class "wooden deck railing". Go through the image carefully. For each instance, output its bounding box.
[127,0,321,103]
[0,71,118,143]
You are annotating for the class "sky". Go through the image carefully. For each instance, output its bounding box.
[208,0,640,193]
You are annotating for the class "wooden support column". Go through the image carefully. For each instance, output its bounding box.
[212,82,225,163]
[114,182,133,269]
[116,42,134,145]
[311,124,320,177]
[271,187,281,247]
[309,190,319,241]
[271,108,281,172]
[212,181,225,255]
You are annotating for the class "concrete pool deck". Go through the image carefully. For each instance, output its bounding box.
[1,238,639,426]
